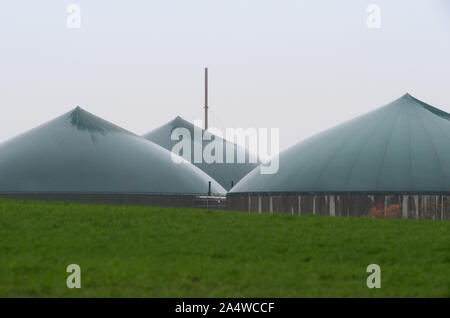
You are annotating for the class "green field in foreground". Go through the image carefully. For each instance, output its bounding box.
[0,199,449,297]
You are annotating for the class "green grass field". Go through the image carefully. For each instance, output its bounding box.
[0,199,448,297]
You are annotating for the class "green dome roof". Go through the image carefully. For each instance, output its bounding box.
[231,94,450,194]
[143,116,259,190]
[0,107,226,195]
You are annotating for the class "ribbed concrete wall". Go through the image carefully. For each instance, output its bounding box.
[227,194,450,220]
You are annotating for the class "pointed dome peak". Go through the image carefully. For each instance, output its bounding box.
[170,115,196,131]
[72,105,84,112]
[172,115,189,123]
[395,93,419,103]
[70,105,89,118]
[394,92,429,107]
[398,93,434,106]
[400,92,423,102]
[172,115,188,125]
[402,92,412,98]
[68,107,130,135]
[394,94,450,120]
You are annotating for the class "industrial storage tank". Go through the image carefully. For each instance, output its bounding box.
[0,107,225,206]
[143,116,259,190]
[228,94,450,220]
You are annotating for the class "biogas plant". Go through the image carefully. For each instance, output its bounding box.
[0,90,449,220]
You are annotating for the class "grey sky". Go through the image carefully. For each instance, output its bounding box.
[0,0,449,151]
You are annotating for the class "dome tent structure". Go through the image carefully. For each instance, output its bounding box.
[0,107,225,206]
[143,116,259,191]
[228,94,450,220]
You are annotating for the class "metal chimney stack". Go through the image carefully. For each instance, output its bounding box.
[204,67,208,130]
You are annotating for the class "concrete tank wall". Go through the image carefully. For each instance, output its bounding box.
[227,193,450,220]
[0,193,226,209]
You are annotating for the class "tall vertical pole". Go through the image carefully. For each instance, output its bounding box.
[204,67,208,130]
